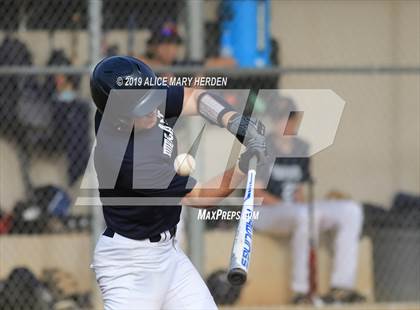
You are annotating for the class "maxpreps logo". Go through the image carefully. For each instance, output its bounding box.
[157,110,174,157]
[79,89,346,204]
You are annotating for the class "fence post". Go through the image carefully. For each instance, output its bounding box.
[185,0,205,274]
[88,0,103,308]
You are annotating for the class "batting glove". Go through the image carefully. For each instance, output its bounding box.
[227,113,266,146]
[238,135,267,173]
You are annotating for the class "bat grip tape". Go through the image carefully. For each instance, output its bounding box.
[248,156,258,171]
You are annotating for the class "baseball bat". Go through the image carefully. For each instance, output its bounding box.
[228,156,257,286]
[307,177,319,300]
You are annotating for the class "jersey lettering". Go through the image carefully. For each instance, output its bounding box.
[157,110,175,157]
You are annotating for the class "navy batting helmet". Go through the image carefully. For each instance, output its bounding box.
[90,56,164,117]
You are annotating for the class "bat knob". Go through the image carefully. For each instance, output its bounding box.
[227,268,247,286]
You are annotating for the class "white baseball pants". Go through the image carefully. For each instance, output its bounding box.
[91,231,217,310]
[253,199,363,294]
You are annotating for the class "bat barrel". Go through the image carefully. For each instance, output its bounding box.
[227,163,256,286]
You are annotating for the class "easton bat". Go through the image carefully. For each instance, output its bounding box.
[227,157,257,286]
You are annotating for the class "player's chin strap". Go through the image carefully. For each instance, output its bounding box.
[197,92,265,144]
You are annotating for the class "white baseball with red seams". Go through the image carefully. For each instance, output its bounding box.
[174,153,196,176]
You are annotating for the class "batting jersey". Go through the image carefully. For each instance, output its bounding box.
[94,85,196,240]
[258,134,311,202]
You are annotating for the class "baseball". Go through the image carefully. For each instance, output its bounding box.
[174,153,196,176]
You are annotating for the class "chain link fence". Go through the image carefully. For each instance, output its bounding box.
[0,0,419,309]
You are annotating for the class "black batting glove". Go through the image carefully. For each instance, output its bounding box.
[238,135,267,173]
[227,113,265,146]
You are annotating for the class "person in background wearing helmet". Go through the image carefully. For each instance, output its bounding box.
[90,55,266,309]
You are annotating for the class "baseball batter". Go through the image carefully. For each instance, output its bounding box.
[89,56,266,309]
[254,96,365,304]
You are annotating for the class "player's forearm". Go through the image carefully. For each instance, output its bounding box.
[182,88,235,127]
[183,89,265,150]
[181,165,245,208]
[220,111,237,127]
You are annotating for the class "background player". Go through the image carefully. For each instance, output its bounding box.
[254,95,366,304]
[90,55,266,309]
[141,20,236,70]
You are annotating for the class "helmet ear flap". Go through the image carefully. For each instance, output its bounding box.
[90,73,109,113]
